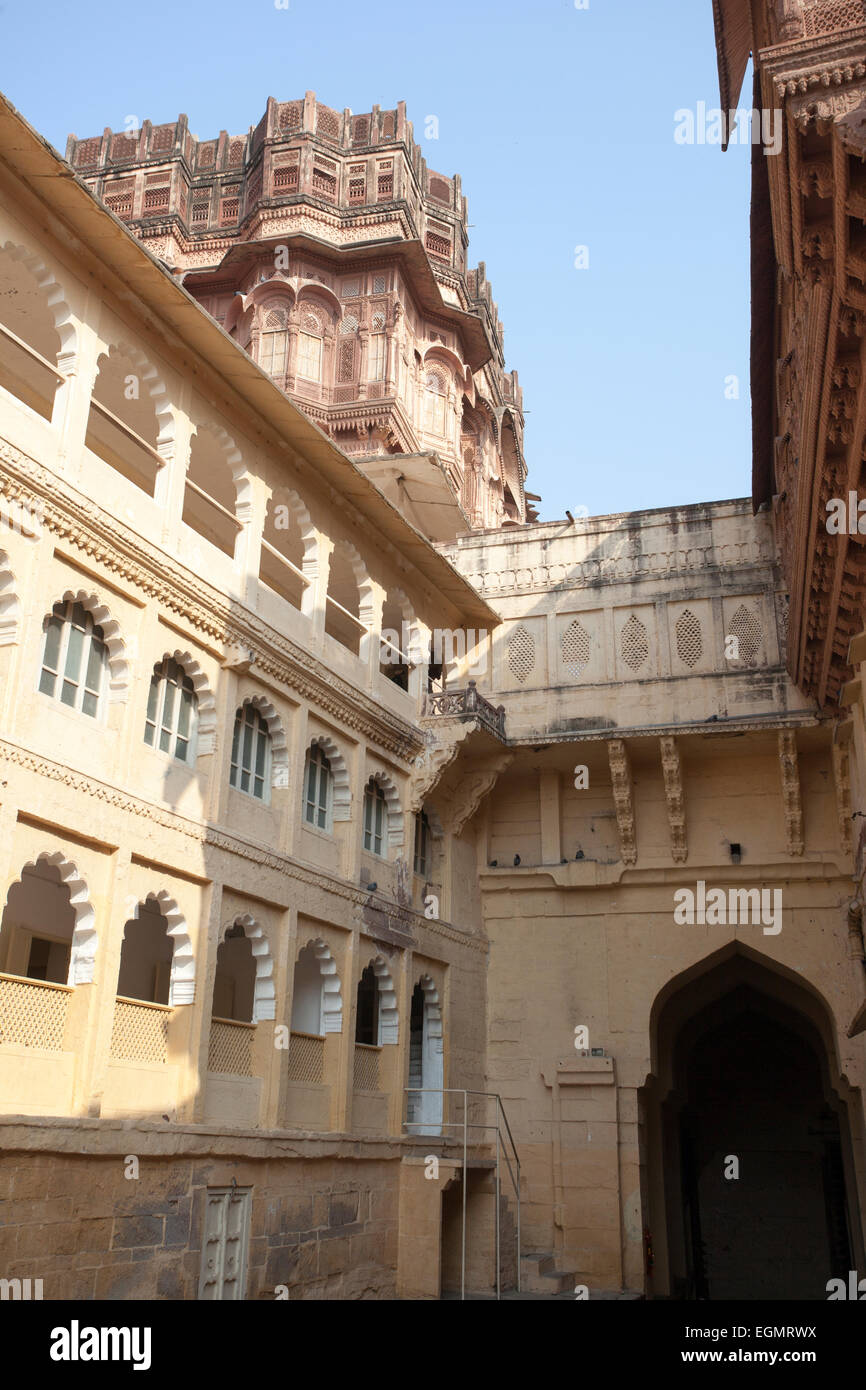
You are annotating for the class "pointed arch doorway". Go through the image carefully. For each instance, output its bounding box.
[641,947,864,1299]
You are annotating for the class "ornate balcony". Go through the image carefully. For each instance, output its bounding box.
[423,681,506,739]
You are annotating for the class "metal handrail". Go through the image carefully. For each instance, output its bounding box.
[88,397,165,468]
[260,536,311,585]
[404,1087,521,1301]
[0,320,65,381]
[184,478,243,531]
[325,592,369,632]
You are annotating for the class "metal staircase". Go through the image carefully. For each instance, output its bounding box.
[404,1087,521,1299]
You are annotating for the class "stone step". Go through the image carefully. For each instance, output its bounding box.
[519,1250,576,1295]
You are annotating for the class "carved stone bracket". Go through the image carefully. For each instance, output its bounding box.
[778,729,805,856]
[407,721,477,814]
[446,753,514,838]
[660,736,687,864]
[832,739,854,856]
[608,739,636,866]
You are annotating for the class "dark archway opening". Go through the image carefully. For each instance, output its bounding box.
[643,953,862,1301]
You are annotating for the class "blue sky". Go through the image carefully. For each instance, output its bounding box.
[2,0,753,521]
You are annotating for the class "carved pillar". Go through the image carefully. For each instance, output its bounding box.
[778,729,804,856]
[660,736,687,864]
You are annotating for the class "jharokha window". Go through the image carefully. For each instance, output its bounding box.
[229,703,271,802]
[144,658,197,762]
[423,368,447,436]
[259,309,289,382]
[363,778,388,857]
[39,601,108,718]
[296,311,323,382]
[304,742,333,832]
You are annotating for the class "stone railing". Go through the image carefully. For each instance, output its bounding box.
[0,972,70,1050]
[207,1017,255,1076]
[353,1042,381,1092]
[423,681,506,739]
[286,1031,325,1084]
[110,996,170,1064]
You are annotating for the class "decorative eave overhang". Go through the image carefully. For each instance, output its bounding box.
[712,0,754,132]
[184,229,493,371]
[0,92,498,632]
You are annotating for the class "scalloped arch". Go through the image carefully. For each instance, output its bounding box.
[308,734,351,822]
[328,538,374,630]
[298,937,343,1033]
[190,419,252,523]
[272,485,318,577]
[11,850,97,985]
[130,890,195,1004]
[365,770,403,853]
[51,589,130,703]
[99,340,174,455]
[384,587,422,667]
[225,913,275,1022]
[240,695,289,788]
[0,550,20,646]
[365,954,399,1044]
[0,239,77,371]
[156,650,216,755]
[296,282,341,321]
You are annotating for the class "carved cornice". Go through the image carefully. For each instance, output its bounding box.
[608,739,637,866]
[0,736,485,952]
[0,438,424,761]
[778,729,805,855]
[660,736,687,865]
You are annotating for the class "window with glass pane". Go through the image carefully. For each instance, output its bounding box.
[363,779,387,856]
[297,332,322,381]
[39,601,108,718]
[304,743,333,831]
[413,810,430,878]
[229,703,271,801]
[260,331,289,380]
[424,372,446,435]
[144,658,197,762]
[369,334,386,381]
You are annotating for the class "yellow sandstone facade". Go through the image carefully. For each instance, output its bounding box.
[1,70,865,1301]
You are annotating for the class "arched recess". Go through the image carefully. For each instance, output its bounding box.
[295,283,341,322]
[7,849,98,985]
[157,649,216,755]
[260,486,318,614]
[51,588,129,703]
[366,954,398,1044]
[380,586,422,675]
[126,890,194,1005]
[423,342,467,380]
[188,420,252,524]
[641,943,865,1299]
[241,278,296,319]
[226,913,275,1022]
[308,734,351,821]
[293,937,343,1034]
[243,694,289,789]
[0,551,21,646]
[325,538,375,656]
[93,340,174,450]
[407,974,444,1133]
[366,770,404,854]
[0,238,78,372]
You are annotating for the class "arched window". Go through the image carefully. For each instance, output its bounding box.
[369,312,386,381]
[413,810,431,878]
[297,310,323,382]
[229,703,271,801]
[212,923,257,1022]
[39,600,108,718]
[144,658,197,762]
[0,245,64,421]
[117,897,174,1004]
[355,964,380,1045]
[363,778,388,857]
[259,308,289,382]
[291,944,326,1034]
[304,743,333,831]
[423,368,447,437]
